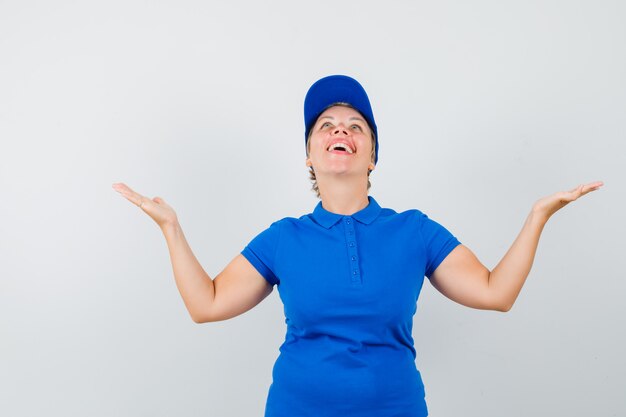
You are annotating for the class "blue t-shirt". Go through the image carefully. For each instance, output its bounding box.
[241,195,461,417]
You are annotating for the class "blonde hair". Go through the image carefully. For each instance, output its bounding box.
[305,103,376,199]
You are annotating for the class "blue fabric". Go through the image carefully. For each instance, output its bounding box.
[241,196,461,417]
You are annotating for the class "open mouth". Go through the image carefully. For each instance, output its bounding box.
[327,143,355,154]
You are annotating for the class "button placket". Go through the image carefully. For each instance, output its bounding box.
[344,217,361,285]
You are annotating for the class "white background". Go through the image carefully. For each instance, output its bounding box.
[1,1,624,416]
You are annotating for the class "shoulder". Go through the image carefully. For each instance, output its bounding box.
[374,205,456,239]
[393,207,447,225]
[263,214,315,233]
[375,205,427,225]
[274,214,309,226]
[260,213,307,227]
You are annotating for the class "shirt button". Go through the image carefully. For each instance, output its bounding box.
[351,256,356,261]
[349,242,354,247]
[353,270,358,275]
[346,219,351,224]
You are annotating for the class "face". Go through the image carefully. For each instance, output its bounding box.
[306,105,375,177]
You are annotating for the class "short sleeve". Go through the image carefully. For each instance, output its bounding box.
[418,212,461,279]
[241,220,282,286]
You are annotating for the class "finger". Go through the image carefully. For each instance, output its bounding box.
[153,196,170,208]
[583,181,604,192]
[575,181,603,197]
[567,184,584,194]
[561,181,603,202]
[112,182,137,196]
[112,182,129,194]
[112,183,148,208]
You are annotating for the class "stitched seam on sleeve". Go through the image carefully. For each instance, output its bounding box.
[430,239,461,277]
[271,220,284,282]
[416,211,428,275]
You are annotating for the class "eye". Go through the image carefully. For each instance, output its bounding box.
[351,124,363,131]
[320,122,332,129]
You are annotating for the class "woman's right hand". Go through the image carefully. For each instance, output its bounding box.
[112,182,178,229]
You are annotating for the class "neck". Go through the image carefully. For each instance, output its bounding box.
[317,175,369,215]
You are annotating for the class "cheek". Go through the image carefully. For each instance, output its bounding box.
[309,135,325,152]
[360,138,373,154]
[306,136,318,154]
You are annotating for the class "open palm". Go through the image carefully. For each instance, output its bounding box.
[112,182,178,229]
[532,181,604,221]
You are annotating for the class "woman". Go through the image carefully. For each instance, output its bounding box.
[112,75,603,416]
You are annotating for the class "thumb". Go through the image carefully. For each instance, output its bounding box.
[153,196,173,209]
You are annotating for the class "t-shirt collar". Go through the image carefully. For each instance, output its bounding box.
[312,195,382,229]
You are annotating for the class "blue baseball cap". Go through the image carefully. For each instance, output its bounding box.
[304,75,379,164]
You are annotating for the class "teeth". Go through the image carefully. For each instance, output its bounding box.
[327,142,354,154]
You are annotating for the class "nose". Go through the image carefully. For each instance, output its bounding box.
[333,125,349,135]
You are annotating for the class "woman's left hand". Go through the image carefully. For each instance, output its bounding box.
[532,181,604,222]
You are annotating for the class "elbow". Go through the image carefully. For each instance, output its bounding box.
[485,293,513,312]
[190,311,213,324]
[191,309,225,323]
[493,300,513,313]
[192,315,206,324]
[191,313,205,324]
[485,287,514,312]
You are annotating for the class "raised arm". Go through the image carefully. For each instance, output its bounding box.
[161,223,273,323]
[429,181,604,312]
[113,182,273,323]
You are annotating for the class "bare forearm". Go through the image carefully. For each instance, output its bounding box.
[161,221,215,322]
[488,210,548,311]
[429,182,601,312]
